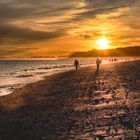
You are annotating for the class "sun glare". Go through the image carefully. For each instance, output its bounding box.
[96,38,109,50]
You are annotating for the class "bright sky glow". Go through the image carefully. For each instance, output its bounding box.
[96,38,109,50]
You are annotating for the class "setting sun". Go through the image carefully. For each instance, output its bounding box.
[96,38,109,50]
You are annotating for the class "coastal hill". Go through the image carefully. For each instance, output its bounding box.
[70,46,140,57]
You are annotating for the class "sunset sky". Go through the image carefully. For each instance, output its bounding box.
[0,0,140,58]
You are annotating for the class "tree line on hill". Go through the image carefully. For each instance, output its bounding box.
[70,46,140,57]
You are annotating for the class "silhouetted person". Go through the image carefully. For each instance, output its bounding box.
[74,59,80,70]
[96,58,101,70]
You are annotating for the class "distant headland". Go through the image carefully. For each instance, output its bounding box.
[70,46,140,57]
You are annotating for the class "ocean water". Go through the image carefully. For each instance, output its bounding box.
[0,58,97,96]
[0,57,138,96]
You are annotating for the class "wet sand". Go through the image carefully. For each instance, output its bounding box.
[0,60,140,140]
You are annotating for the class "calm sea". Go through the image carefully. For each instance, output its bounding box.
[0,57,138,96]
[0,58,97,96]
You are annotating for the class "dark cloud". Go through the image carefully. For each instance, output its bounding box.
[71,0,134,20]
[0,0,138,26]
[85,0,134,6]
[0,49,23,56]
[0,0,76,22]
[0,24,63,45]
[0,0,134,22]
[79,32,101,40]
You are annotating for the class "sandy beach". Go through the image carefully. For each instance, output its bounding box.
[0,60,140,140]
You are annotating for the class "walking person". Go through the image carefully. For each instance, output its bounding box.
[74,59,80,70]
[96,58,101,70]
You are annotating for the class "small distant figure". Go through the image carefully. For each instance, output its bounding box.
[114,58,117,62]
[74,59,80,70]
[96,58,101,70]
[112,58,114,62]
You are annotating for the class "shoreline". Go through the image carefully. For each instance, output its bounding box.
[0,58,138,97]
[0,60,140,139]
[0,58,100,97]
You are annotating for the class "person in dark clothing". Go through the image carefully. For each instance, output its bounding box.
[74,59,80,70]
[96,58,101,70]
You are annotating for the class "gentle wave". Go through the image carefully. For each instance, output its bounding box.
[0,57,138,96]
